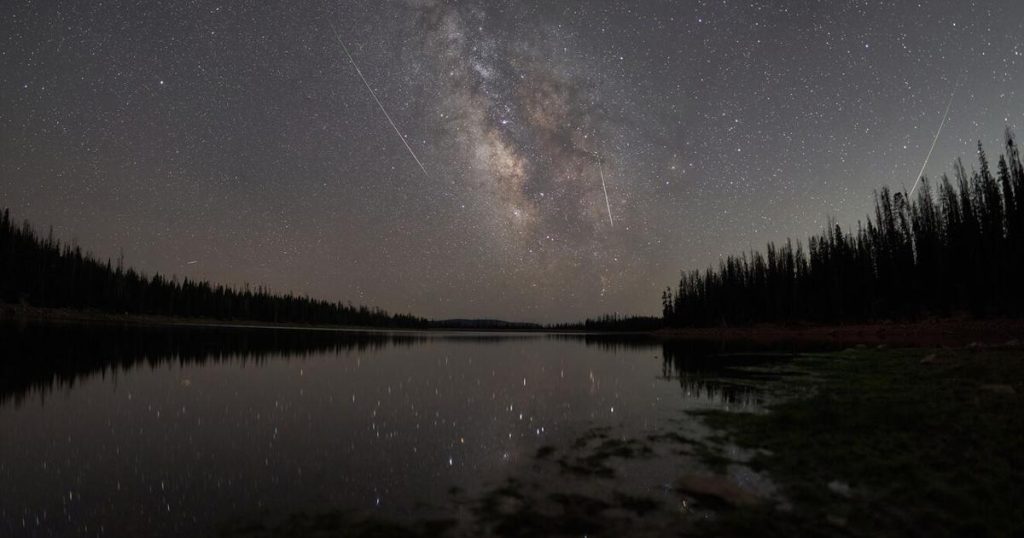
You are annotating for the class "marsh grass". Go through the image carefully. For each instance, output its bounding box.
[696,347,1024,537]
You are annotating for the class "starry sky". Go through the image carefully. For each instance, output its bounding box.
[2,1,1022,322]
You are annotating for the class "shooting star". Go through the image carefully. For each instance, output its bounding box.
[909,79,960,197]
[596,156,614,227]
[330,25,430,179]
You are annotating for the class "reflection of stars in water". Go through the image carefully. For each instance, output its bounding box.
[3,326,793,537]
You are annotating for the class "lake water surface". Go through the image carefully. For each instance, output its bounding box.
[0,323,797,537]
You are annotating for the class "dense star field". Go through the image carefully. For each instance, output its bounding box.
[1,1,1022,322]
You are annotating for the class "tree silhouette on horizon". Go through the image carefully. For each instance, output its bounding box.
[663,129,1024,327]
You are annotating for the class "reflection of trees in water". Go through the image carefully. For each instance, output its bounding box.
[1,324,836,409]
[552,334,841,408]
[556,334,825,408]
[546,333,661,351]
[561,333,842,355]
[0,323,431,407]
[674,376,762,409]
[658,341,810,410]
[0,326,595,407]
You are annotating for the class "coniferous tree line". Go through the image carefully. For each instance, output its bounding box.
[0,212,429,328]
[547,314,663,331]
[663,129,1024,327]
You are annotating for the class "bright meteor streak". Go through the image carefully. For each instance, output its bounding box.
[597,157,614,227]
[331,26,430,180]
[909,80,959,197]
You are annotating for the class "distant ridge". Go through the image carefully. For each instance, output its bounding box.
[431,319,543,330]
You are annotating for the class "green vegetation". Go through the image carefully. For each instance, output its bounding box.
[696,347,1023,537]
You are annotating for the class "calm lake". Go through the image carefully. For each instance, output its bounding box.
[0,323,805,537]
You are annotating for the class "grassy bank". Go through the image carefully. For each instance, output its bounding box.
[696,346,1023,537]
[657,318,1024,347]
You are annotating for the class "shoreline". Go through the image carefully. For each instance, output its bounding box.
[655,318,1024,347]
[3,303,1023,346]
[0,304,411,332]
[0,304,587,335]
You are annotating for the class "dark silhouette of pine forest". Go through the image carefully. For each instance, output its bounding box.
[0,211,428,328]
[663,130,1024,327]
[547,314,663,332]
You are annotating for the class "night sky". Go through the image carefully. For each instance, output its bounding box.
[2,1,1022,322]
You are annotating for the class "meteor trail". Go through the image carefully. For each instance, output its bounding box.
[909,80,959,197]
[330,25,430,179]
[597,156,614,227]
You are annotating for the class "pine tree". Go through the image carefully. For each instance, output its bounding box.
[662,132,1023,326]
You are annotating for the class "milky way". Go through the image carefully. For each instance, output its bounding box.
[1,1,1022,321]
[414,1,628,290]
